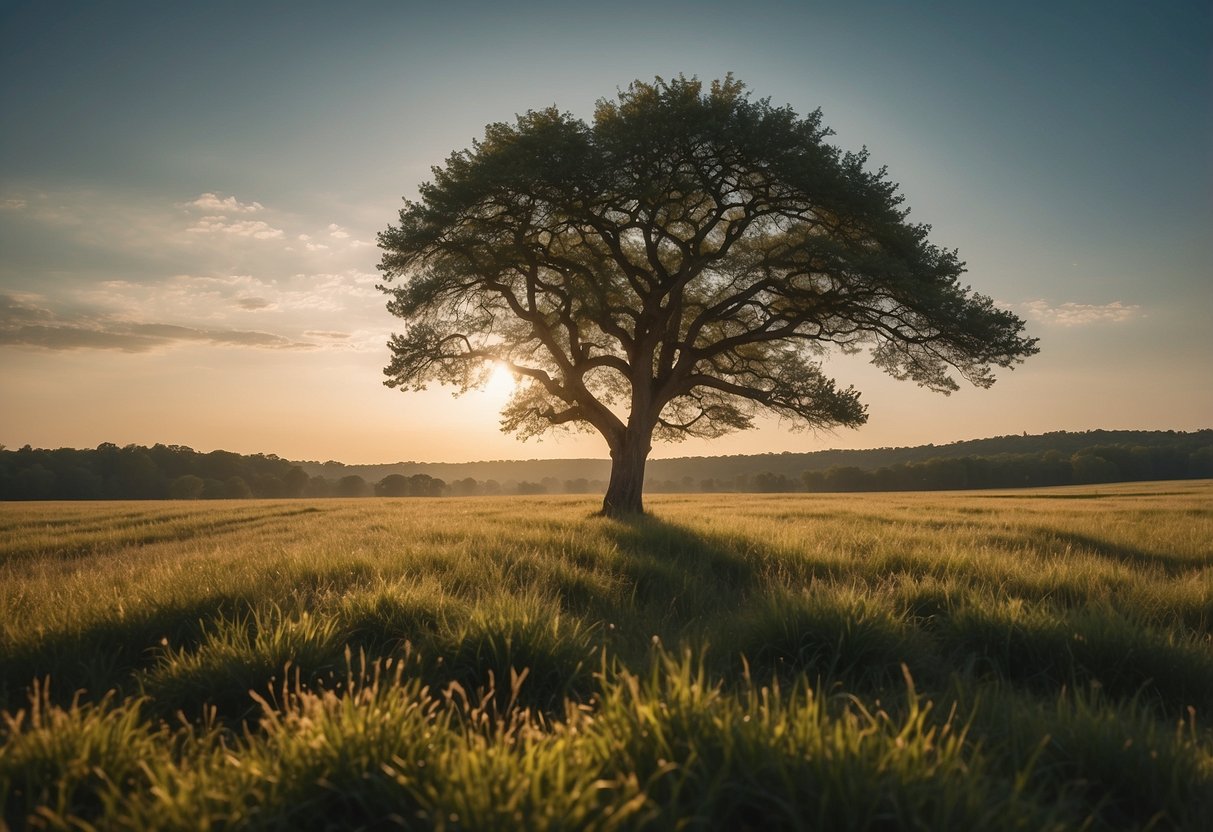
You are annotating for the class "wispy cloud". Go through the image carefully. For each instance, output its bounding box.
[186,193,264,213]
[0,323,308,352]
[5,189,374,271]
[1,292,54,321]
[1017,299,1142,326]
[0,294,311,353]
[236,296,273,310]
[1,188,384,354]
[287,271,381,310]
[77,270,381,319]
[187,216,284,239]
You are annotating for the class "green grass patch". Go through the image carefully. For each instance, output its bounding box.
[2,483,1211,828]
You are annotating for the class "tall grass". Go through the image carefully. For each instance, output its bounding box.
[2,481,1211,828]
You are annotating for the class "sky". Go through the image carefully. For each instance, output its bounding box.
[1,0,1209,464]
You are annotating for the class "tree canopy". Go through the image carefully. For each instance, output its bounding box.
[378,76,1038,516]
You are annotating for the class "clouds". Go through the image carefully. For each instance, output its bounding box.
[3,187,374,267]
[164,271,378,315]
[183,192,287,239]
[295,224,372,250]
[1,322,305,352]
[177,193,377,250]
[186,193,264,213]
[236,296,273,310]
[0,258,387,357]
[298,233,329,251]
[0,293,312,353]
[0,186,386,353]
[1018,299,1142,326]
[187,215,285,239]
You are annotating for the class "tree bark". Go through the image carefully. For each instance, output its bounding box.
[601,428,652,517]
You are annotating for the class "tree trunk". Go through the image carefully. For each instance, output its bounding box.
[601,428,651,518]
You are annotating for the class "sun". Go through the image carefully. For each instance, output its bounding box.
[483,362,517,399]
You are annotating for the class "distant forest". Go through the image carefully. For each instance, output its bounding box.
[1,430,1210,501]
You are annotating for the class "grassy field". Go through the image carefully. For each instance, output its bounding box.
[2,482,1211,829]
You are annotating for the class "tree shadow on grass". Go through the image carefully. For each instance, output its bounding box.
[0,591,261,711]
[593,513,933,691]
[940,603,1213,716]
[589,512,1213,710]
[1026,527,1208,573]
[597,512,761,624]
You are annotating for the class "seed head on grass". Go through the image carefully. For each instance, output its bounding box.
[0,681,162,827]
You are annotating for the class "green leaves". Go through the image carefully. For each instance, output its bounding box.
[378,76,1036,511]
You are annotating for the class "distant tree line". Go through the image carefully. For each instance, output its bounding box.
[0,444,320,501]
[0,443,612,501]
[298,429,1213,490]
[797,443,1213,492]
[1,436,1210,500]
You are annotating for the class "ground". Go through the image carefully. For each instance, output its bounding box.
[2,482,1211,828]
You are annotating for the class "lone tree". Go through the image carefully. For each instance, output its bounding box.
[379,77,1037,517]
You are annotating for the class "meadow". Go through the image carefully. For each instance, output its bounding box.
[2,482,1211,830]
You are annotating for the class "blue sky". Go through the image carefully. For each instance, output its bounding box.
[1,1,1209,462]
